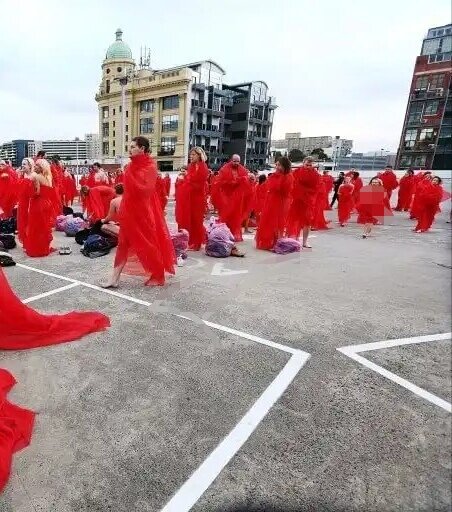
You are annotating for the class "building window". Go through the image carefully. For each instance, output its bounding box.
[113,149,115,156]
[102,107,109,119]
[125,124,128,133]
[419,128,435,141]
[113,140,115,147]
[400,155,412,167]
[140,117,154,134]
[117,67,122,73]
[113,130,115,137]
[113,121,115,127]
[160,136,177,155]
[413,155,427,166]
[162,114,179,132]
[408,103,424,124]
[424,100,439,115]
[119,106,122,113]
[429,73,445,90]
[158,161,174,172]
[113,109,116,116]
[140,100,155,113]
[404,129,417,149]
[125,135,128,142]
[102,122,109,137]
[162,95,179,110]
[106,80,110,94]
[213,97,221,111]
[415,76,428,91]
[102,142,109,154]
[126,111,129,118]
[106,69,111,74]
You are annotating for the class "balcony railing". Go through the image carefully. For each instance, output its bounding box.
[157,147,176,156]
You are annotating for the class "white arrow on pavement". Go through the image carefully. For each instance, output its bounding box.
[211,262,249,276]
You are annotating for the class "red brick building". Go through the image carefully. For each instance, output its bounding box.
[396,24,452,170]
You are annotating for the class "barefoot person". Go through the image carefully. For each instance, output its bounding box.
[103,137,175,288]
[357,177,390,238]
[100,183,124,239]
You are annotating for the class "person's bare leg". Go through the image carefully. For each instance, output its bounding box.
[302,226,311,248]
[101,223,119,238]
[362,223,372,238]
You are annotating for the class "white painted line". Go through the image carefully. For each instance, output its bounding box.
[337,332,452,413]
[211,262,249,276]
[160,351,310,512]
[23,282,80,304]
[17,263,77,283]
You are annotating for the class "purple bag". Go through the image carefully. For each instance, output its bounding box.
[171,229,189,259]
[273,237,301,254]
[205,223,235,257]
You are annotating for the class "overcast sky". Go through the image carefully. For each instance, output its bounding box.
[0,0,449,152]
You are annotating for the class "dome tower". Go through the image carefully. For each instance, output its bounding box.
[101,29,135,87]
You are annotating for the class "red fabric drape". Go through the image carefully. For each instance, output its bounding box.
[114,153,175,284]
[185,161,209,249]
[414,182,444,232]
[16,178,33,244]
[84,186,115,223]
[0,166,18,219]
[163,176,171,197]
[156,176,168,211]
[256,171,293,250]
[175,176,190,231]
[114,173,124,185]
[254,181,268,223]
[337,183,355,225]
[312,178,330,230]
[377,170,398,201]
[62,173,77,206]
[395,174,415,211]
[351,177,363,207]
[209,175,222,212]
[357,185,392,224]
[286,166,320,237]
[410,176,431,219]
[217,163,249,241]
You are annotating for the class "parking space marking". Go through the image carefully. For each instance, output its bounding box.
[337,333,452,413]
[15,262,311,512]
[23,282,80,304]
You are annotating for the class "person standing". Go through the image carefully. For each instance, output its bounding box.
[337,176,355,226]
[254,174,268,225]
[256,157,293,250]
[163,172,171,197]
[16,158,34,245]
[395,169,415,212]
[330,171,345,207]
[322,170,334,210]
[103,137,175,288]
[175,166,189,231]
[378,165,398,207]
[410,172,432,220]
[414,176,444,233]
[23,159,58,257]
[350,171,363,209]
[312,169,330,230]
[92,162,109,184]
[217,154,250,241]
[0,160,18,219]
[185,147,209,250]
[357,177,390,238]
[286,156,320,248]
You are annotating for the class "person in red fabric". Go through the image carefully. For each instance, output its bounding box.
[86,166,97,188]
[322,171,334,210]
[175,166,190,231]
[312,169,330,230]
[163,172,171,197]
[410,172,432,219]
[114,168,124,185]
[80,184,116,224]
[357,177,392,238]
[0,160,18,219]
[242,173,258,233]
[344,168,356,179]
[103,136,175,288]
[256,157,293,250]
[16,158,35,245]
[22,159,58,257]
[286,156,320,248]
[100,184,123,239]
[254,174,268,225]
[209,171,222,213]
[377,165,398,207]
[337,176,355,226]
[185,147,209,250]
[413,176,444,233]
[62,168,77,207]
[350,171,363,209]
[217,154,250,242]
[156,172,168,212]
[50,156,64,211]
[394,169,415,211]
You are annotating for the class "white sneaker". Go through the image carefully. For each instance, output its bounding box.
[177,255,185,267]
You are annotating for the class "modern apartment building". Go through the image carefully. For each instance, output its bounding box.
[29,139,88,161]
[0,140,33,166]
[271,133,353,157]
[396,24,452,170]
[95,29,276,171]
[85,133,101,160]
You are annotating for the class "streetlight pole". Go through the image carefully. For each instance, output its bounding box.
[75,137,79,175]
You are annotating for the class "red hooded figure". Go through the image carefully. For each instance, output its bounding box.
[377,167,398,204]
[337,179,355,225]
[0,162,18,218]
[414,177,444,232]
[395,170,415,212]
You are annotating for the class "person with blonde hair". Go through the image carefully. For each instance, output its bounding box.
[22,158,58,256]
[184,146,209,250]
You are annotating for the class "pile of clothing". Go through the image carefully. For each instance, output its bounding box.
[273,238,301,254]
[205,222,236,258]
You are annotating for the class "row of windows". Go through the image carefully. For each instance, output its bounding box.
[414,73,445,91]
[403,127,437,149]
[407,100,440,123]
[103,96,179,121]
[399,154,427,168]
[139,115,179,134]
[102,137,178,155]
[102,106,129,118]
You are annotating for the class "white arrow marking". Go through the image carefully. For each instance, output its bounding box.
[211,262,249,276]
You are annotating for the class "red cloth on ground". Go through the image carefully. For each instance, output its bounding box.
[0,268,110,349]
[395,174,415,211]
[185,161,209,248]
[312,179,330,230]
[357,185,392,224]
[337,183,355,224]
[0,369,35,494]
[414,182,444,232]
[0,166,18,219]
[114,153,175,284]
[84,185,115,223]
[217,162,249,241]
[377,170,398,201]
[351,177,363,207]
[163,176,171,197]
[156,176,168,211]
[23,185,57,257]
[255,171,293,250]
[286,166,320,237]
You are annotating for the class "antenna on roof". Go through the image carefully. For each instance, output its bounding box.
[139,46,152,70]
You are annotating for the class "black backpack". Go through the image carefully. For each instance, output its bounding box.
[0,253,16,267]
[62,206,74,216]
[0,217,16,234]
[81,234,116,258]
[75,228,91,245]
[0,234,16,250]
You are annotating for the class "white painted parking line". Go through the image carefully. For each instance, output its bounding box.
[210,262,249,276]
[160,351,309,512]
[337,333,452,413]
[23,282,80,304]
[15,262,311,512]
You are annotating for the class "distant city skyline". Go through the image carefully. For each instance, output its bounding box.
[0,0,449,153]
